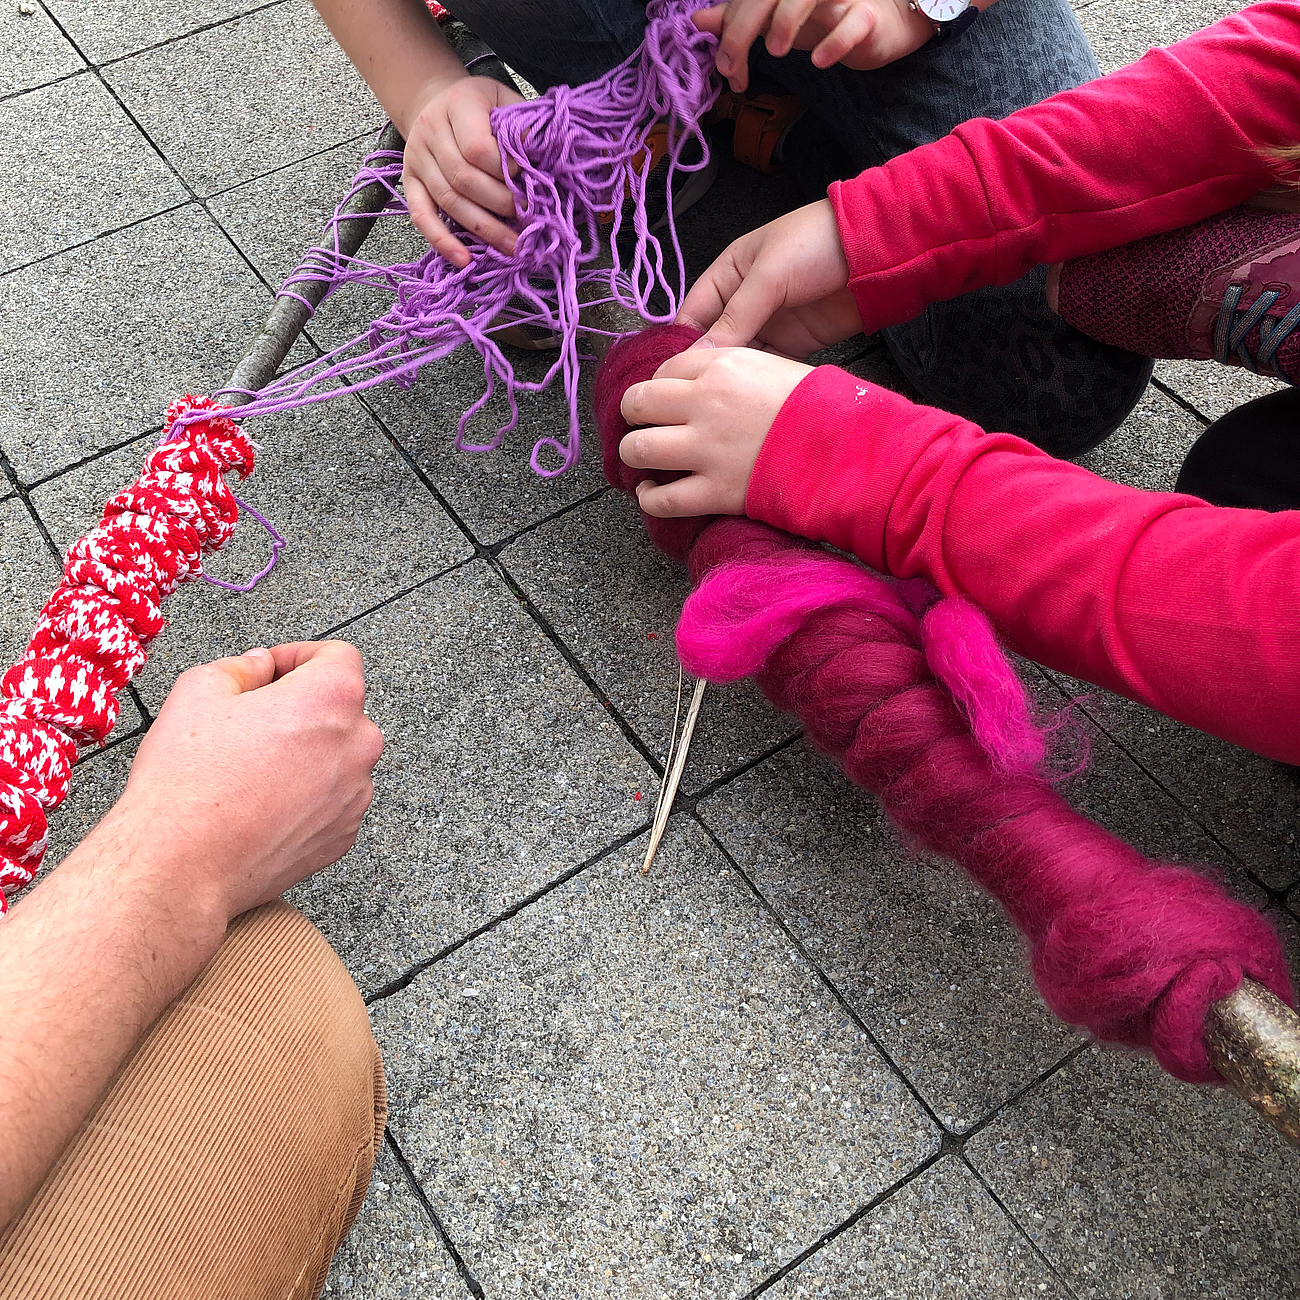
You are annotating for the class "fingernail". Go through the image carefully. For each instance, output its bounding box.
[716,52,731,74]
[688,336,716,350]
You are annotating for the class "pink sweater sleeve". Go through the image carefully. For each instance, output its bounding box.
[746,366,1300,765]
[829,1,1300,332]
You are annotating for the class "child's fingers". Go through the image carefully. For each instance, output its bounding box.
[812,3,876,66]
[699,262,787,349]
[635,474,724,519]
[447,102,518,218]
[620,377,697,429]
[677,250,747,335]
[767,0,821,57]
[403,168,471,268]
[413,146,519,257]
[717,0,779,89]
[619,424,703,473]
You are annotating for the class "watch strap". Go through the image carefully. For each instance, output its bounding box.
[932,4,980,42]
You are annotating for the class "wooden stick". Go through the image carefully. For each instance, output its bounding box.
[641,677,707,874]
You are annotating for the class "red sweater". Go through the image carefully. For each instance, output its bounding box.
[746,2,1300,764]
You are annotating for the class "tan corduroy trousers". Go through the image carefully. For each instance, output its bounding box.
[0,901,385,1300]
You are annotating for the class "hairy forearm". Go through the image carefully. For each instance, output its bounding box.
[0,807,226,1228]
[312,0,466,134]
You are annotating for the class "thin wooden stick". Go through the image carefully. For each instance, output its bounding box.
[641,677,707,874]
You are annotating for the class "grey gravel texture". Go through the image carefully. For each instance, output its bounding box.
[371,820,938,1300]
[0,74,185,273]
[501,491,797,789]
[765,1158,1064,1299]
[104,0,378,195]
[2,1,1298,1295]
[0,205,284,482]
[966,1044,1300,1300]
[0,4,83,97]
[323,1141,468,1299]
[289,560,653,993]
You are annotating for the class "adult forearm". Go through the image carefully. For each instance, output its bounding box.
[0,809,226,1228]
[312,0,466,135]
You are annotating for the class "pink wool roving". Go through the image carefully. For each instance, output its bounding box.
[596,326,1294,1085]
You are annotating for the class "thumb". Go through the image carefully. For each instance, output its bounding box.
[699,271,783,349]
[208,647,278,696]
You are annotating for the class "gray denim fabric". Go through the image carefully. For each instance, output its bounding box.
[447,0,1152,453]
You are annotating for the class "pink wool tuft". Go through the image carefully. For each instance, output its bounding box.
[594,326,1295,1084]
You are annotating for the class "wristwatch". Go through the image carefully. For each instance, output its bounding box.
[909,0,981,42]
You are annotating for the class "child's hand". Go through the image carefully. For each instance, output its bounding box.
[618,348,812,517]
[694,0,934,93]
[403,76,525,267]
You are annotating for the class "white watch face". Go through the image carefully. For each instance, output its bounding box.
[916,0,969,20]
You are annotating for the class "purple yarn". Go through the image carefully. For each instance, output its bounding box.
[171,0,719,482]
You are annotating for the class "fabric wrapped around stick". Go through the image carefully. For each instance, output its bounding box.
[594,324,1294,1084]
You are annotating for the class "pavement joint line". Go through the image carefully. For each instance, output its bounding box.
[316,553,481,642]
[688,807,952,1138]
[362,821,652,1006]
[1032,663,1297,900]
[959,1152,1086,1300]
[384,1129,486,1299]
[93,0,295,73]
[744,1148,951,1298]
[0,198,198,283]
[205,128,380,201]
[1150,375,1212,427]
[73,723,147,768]
[26,427,158,492]
[686,729,804,805]
[481,483,614,555]
[488,553,667,776]
[0,66,90,108]
[0,446,65,565]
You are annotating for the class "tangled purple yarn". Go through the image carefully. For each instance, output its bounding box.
[180,0,719,477]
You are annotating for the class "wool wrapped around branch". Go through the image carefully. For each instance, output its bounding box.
[593,324,1294,1085]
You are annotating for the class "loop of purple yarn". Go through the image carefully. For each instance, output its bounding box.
[168,0,720,479]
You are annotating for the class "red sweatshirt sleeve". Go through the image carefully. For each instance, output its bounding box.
[829,1,1300,332]
[747,366,1300,764]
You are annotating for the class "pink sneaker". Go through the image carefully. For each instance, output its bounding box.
[1055,206,1300,382]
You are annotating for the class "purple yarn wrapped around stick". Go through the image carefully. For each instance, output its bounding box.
[170,0,719,477]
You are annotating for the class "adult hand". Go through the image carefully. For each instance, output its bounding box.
[619,347,812,517]
[694,0,934,93]
[115,641,384,923]
[677,199,860,354]
[402,75,525,267]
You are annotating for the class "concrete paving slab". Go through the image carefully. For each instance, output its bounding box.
[1077,383,1206,493]
[765,1157,1064,1299]
[0,75,185,273]
[966,1041,1300,1300]
[698,743,1080,1134]
[37,736,137,877]
[0,205,288,483]
[1155,359,1286,427]
[289,560,653,992]
[46,0,269,65]
[1043,669,1299,891]
[369,819,938,1300]
[0,5,84,97]
[0,495,143,742]
[29,395,469,711]
[324,1141,468,1299]
[104,0,378,196]
[1072,0,1249,74]
[500,491,798,789]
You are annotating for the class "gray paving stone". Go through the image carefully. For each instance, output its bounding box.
[501,491,797,788]
[289,561,652,992]
[1072,0,1250,75]
[34,736,137,886]
[1077,384,1206,493]
[369,819,938,1300]
[325,1141,467,1299]
[29,396,468,711]
[966,1042,1300,1300]
[1155,359,1286,427]
[104,0,378,196]
[0,495,142,742]
[0,4,83,97]
[46,0,267,65]
[0,205,286,483]
[698,743,1079,1133]
[0,75,184,273]
[765,1157,1063,1299]
[1042,670,1299,890]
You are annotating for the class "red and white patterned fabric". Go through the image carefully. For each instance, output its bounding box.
[0,398,254,913]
